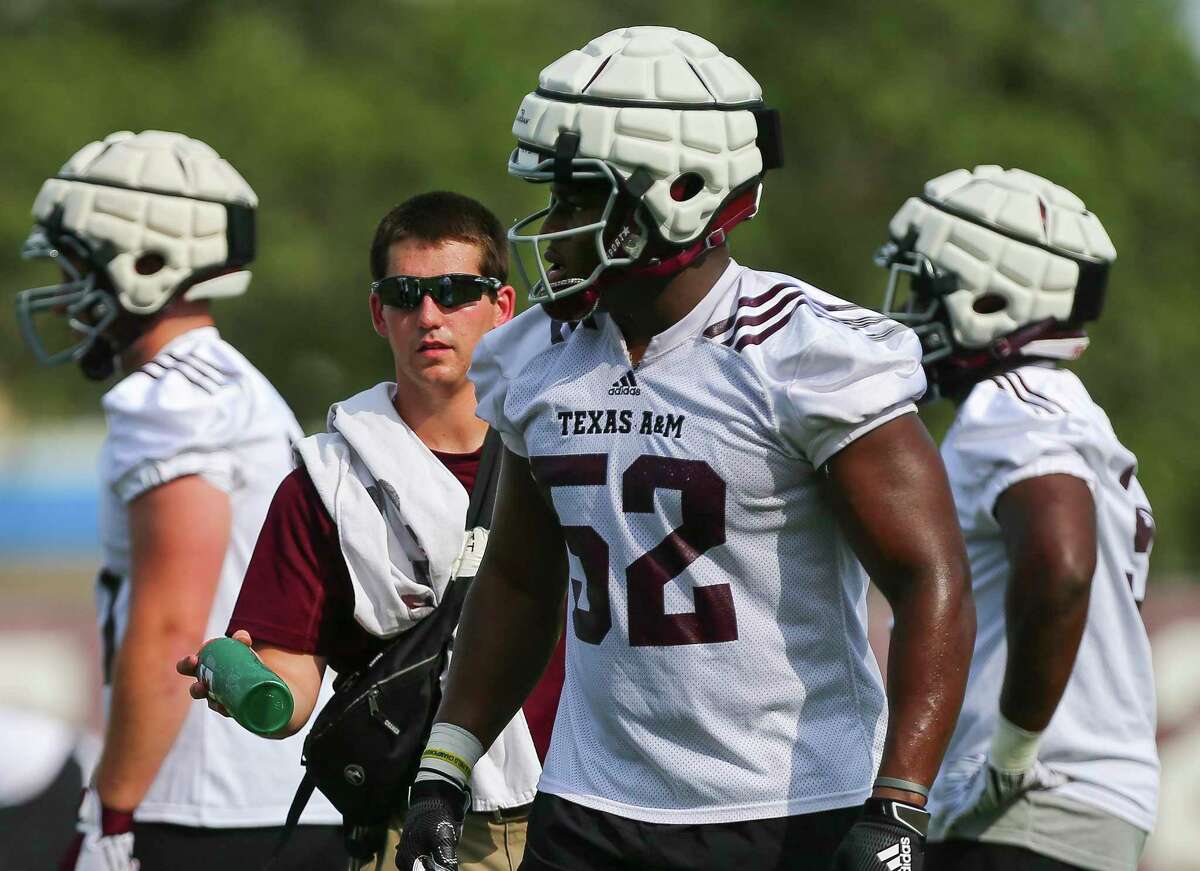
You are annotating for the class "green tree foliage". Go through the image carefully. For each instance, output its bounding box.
[1,0,1197,573]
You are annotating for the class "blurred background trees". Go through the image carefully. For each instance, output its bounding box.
[2,0,1198,574]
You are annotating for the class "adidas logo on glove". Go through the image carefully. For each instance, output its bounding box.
[876,837,912,871]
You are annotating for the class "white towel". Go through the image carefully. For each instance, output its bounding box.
[293,382,542,811]
[294,382,468,639]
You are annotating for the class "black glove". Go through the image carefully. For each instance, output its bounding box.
[830,798,928,871]
[395,778,470,871]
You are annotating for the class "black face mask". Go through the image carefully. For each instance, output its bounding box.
[370,274,501,310]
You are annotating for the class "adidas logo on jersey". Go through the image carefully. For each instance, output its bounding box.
[609,370,641,395]
[876,837,912,871]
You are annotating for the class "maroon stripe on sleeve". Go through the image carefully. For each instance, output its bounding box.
[702,282,795,338]
[732,297,809,352]
[165,361,218,394]
[818,312,889,328]
[999,373,1058,415]
[171,352,230,386]
[867,323,908,340]
[721,290,807,345]
[1011,370,1067,413]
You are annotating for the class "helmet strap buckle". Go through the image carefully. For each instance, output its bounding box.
[553,132,581,186]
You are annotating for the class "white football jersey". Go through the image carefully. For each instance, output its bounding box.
[97,326,339,827]
[470,260,926,824]
[930,364,1158,835]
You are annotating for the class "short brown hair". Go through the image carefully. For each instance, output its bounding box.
[369,191,508,283]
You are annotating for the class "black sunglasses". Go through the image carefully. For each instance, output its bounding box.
[371,273,502,310]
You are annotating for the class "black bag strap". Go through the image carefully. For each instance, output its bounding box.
[465,428,502,531]
[264,772,316,869]
[423,427,502,636]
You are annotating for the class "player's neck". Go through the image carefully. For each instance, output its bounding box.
[119,304,215,372]
[606,247,730,364]
[392,382,489,454]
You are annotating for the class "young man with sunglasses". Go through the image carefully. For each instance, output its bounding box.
[180,191,564,871]
[399,27,975,871]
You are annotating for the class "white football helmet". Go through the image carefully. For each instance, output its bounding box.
[16,130,257,379]
[506,26,783,314]
[875,165,1115,392]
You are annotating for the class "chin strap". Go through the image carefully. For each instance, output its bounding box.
[942,318,1087,371]
[930,318,1089,399]
[631,186,761,280]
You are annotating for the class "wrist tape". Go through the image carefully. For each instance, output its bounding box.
[989,712,1043,773]
[415,722,485,789]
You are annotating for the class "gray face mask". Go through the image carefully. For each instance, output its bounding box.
[874,239,957,367]
[16,225,119,373]
[506,148,646,308]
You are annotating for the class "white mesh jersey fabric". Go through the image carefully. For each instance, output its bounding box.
[887,166,1115,349]
[513,26,765,243]
[470,262,925,823]
[31,130,257,315]
[930,364,1158,836]
[96,327,340,827]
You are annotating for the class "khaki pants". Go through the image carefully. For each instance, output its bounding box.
[360,806,529,871]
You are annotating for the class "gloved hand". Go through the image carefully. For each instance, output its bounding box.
[942,713,1068,838]
[59,788,139,871]
[395,778,470,871]
[942,759,1067,836]
[830,798,928,871]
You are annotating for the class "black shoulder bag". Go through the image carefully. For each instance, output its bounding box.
[271,429,502,863]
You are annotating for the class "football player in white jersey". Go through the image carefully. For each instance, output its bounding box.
[397,27,976,871]
[15,131,343,869]
[875,167,1159,870]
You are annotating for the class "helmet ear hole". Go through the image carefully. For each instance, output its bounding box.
[135,253,166,275]
[670,172,705,202]
[972,293,1007,314]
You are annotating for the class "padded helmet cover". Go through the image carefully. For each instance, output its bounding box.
[885,166,1115,357]
[31,129,258,316]
[511,26,769,246]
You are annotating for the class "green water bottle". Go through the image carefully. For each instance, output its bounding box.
[197,637,294,736]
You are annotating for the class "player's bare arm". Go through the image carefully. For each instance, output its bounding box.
[436,447,569,745]
[995,474,1097,732]
[825,412,975,805]
[94,474,230,811]
[397,448,567,871]
[177,630,328,738]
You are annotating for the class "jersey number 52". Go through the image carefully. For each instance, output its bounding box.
[531,453,736,647]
